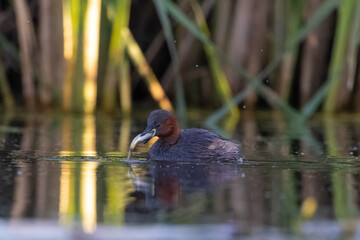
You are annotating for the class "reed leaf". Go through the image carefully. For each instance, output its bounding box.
[102,0,131,113]
[301,67,343,119]
[285,0,341,51]
[277,0,304,100]
[207,55,300,125]
[163,0,298,122]
[298,0,347,118]
[301,0,358,117]
[324,0,358,112]
[208,0,341,124]
[190,0,239,120]
[163,0,212,46]
[154,0,186,122]
[123,28,173,111]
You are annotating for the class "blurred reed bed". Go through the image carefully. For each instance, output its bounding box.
[0,0,360,122]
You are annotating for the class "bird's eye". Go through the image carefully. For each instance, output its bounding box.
[155,123,160,128]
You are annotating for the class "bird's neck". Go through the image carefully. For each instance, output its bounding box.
[161,116,180,145]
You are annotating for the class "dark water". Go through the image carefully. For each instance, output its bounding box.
[0,111,360,239]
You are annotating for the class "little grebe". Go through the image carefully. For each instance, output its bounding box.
[130,110,241,162]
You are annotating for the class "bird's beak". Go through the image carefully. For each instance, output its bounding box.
[129,129,155,150]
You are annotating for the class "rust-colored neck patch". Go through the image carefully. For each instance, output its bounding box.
[157,115,180,145]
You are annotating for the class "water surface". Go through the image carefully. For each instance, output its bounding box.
[0,111,360,239]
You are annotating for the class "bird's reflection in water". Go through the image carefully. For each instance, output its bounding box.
[125,161,239,223]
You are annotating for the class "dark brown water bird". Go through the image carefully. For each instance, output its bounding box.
[129,110,242,162]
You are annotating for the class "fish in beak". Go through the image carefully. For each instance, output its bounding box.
[129,129,156,151]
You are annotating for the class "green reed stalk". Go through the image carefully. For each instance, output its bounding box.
[96,2,111,113]
[103,0,131,113]
[324,0,358,112]
[190,1,239,120]
[301,67,342,119]
[277,0,304,101]
[70,0,86,113]
[62,0,74,112]
[154,0,187,123]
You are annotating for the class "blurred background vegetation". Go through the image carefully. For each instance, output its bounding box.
[1,0,360,232]
[0,0,360,121]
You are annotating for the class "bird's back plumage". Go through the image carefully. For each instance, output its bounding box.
[148,128,241,162]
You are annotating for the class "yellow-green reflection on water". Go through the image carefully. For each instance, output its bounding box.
[59,162,75,226]
[58,161,136,232]
[80,161,98,233]
[0,112,360,239]
[104,165,134,225]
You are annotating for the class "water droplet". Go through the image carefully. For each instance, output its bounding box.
[17,171,23,175]
[350,152,354,155]
[174,40,176,43]
[300,152,304,156]
[243,105,246,109]
[241,173,245,178]
[260,49,263,53]
[195,64,199,68]
[353,146,358,151]
[27,20,30,23]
